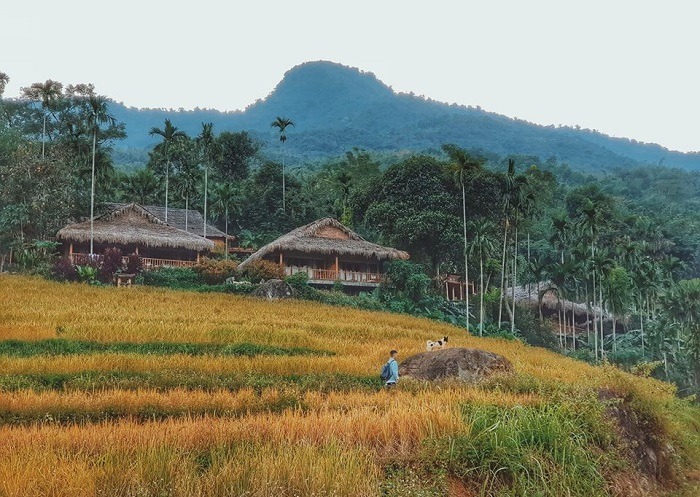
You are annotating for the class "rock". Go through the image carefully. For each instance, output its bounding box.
[399,347,514,382]
[251,279,293,300]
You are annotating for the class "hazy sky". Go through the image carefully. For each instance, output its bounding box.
[2,1,698,152]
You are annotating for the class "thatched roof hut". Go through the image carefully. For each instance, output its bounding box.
[104,203,229,239]
[57,203,214,252]
[238,218,409,269]
[508,283,612,322]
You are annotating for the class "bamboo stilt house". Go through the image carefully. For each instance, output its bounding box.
[238,218,409,290]
[56,203,214,269]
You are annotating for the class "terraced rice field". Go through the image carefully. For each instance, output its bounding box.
[0,275,698,496]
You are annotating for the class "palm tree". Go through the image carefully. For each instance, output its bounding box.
[270,117,295,212]
[497,159,514,327]
[444,144,485,333]
[196,122,216,238]
[659,279,700,387]
[210,183,237,259]
[122,169,160,204]
[149,119,186,223]
[21,80,63,158]
[468,219,496,335]
[86,95,116,255]
[525,255,547,321]
[0,72,9,96]
[605,266,632,355]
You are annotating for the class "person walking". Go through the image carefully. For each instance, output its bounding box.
[382,350,399,388]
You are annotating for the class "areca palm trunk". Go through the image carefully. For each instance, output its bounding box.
[600,284,604,358]
[479,247,485,336]
[164,158,169,223]
[282,142,286,212]
[203,164,208,238]
[461,183,469,332]
[42,113,47,159]
[498,219,509,327]
[224,204,229,259]
[511,225,518,333]
[89,129,97,255]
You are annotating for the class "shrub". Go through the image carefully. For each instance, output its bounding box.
[238,259,284,283]
[125,254,143,275]
[98,247,123,283]
[140,267,204,289]
[52,257,78,282]
[194,257,239,284]
[76,266,98,284]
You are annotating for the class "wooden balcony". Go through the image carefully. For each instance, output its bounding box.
[285,266,385,285]
[69,254,197,270]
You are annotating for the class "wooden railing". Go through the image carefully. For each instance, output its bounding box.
[140,257,197,269]
[285,266,385,284]
[70,254,197,270]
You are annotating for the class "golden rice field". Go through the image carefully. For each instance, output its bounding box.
[0,274,698,497]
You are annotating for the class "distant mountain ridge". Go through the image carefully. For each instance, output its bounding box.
[109,61,700,171]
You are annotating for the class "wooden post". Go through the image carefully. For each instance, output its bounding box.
[279,252,284,266]
[135,246,139,255]
[334,256,339,274]
[460,282,464,301]
[196,252,200,263]
[445,283,449,300]
[69,243,73,256]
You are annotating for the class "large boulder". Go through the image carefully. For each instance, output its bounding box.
[251,279,293,300]
[399,347,514,382]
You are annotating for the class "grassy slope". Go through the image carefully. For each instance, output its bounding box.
[0,275,698,497]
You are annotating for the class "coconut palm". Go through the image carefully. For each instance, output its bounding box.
[149,119,187,223]
[270,117,295,212]
[210,182,237,259]
[467,219,496,335]
[443,144,485,332]
[196,122,216,237]
[86,95,116,255]
[21,80,63,158]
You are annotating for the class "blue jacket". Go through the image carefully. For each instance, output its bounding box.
[386,358,399,383]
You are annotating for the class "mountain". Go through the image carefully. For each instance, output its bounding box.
[110,61,700,171]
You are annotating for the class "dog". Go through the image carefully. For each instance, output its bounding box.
[426,336,448,351]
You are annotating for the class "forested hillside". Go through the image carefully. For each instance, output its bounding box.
[105,61,700,171]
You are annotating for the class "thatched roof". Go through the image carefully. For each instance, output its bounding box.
[104,203,229,239]
[57,203,214,252]
[508,283,612,321]
[238,218,409,269]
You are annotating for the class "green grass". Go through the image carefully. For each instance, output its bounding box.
[0,339,332,358]
[428,401,614,497]
[0,371,381,394]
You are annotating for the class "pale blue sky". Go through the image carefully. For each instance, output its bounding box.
[2,0,698,152]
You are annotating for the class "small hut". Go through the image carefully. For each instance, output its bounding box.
[238,218,409,290]
[57,203,214,268]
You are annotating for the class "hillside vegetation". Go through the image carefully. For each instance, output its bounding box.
[32,61,700,171]
[0,275,698,496]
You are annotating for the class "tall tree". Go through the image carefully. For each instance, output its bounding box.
[86,95,116,255]
[0,72,9,97]
[468,219,496,335]
[196,122,216,238]
[443,144,484,333]
[660,279,700,388]
[21,80,63,158]
[270,117,294,212]
[149,119,186,223]
[210,182,237,259]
